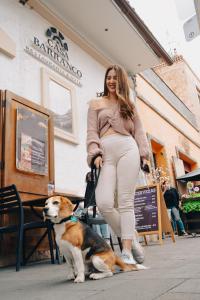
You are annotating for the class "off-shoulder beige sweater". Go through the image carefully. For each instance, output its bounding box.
[87,99,150,166]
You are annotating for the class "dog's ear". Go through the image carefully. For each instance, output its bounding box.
[60,196,75,212]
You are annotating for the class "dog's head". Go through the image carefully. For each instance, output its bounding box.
[43,196,75,223]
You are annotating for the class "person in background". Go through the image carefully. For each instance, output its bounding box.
[161,181,187,236]
[86,64,150,264]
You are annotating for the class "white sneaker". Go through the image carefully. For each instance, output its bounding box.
[132,230,145,264]
[121,251,137,265]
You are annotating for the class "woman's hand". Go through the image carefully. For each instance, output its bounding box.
[94,156,103,169]
[140,157,150,173]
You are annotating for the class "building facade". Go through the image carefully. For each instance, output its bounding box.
[0,0,172,197]
[137,56,200,186]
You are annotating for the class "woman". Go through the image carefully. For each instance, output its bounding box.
[86,65,150,264]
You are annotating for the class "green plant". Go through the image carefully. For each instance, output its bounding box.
[183,200,200,213]
[189,193,200,198]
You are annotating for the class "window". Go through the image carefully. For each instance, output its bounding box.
[178,150,196,173]
[41,68,78,144]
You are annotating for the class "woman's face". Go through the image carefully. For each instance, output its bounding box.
[106,68,117,95]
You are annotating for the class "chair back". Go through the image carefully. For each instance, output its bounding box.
[0,184,56,270]
[0,184,24,228]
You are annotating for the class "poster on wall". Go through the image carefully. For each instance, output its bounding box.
[48,79,73,134]
[134,185,159,232]
[16,107,48,175]
[41,68,78,144]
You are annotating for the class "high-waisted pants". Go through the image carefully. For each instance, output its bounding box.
[95,134,140,240]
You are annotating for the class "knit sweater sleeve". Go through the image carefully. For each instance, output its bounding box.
[133,105,150,159]
[86,101,103,166]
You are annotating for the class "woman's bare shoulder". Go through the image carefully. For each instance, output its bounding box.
[88,97,108,110]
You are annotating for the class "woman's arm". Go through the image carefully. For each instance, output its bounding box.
[86,102,103,166]
[133,105,150,160]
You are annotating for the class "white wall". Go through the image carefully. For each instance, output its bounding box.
[0,0,106,196]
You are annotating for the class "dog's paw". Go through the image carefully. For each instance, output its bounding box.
[66,273,75,280]
[74,274,85,283]
[89,273,99,280]
[89,273,102,280]
[89,272,113,280]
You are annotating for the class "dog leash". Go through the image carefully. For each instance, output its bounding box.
[81,166,101,215]
[57,215,78,224]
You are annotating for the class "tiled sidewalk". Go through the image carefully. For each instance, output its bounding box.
[1,235,200,300]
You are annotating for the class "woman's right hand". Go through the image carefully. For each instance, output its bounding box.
[94,156,103,169]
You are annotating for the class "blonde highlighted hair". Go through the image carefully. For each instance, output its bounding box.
[103,65,135,119]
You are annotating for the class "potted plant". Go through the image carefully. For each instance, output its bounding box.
[181,184,200,233]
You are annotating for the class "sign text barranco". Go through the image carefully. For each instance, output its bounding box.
[25,27,83,86]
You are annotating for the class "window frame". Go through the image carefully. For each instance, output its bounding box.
[41,67,79,144]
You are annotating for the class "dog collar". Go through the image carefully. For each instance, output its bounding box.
[58,215,78,224]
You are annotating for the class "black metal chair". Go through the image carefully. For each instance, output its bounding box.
[0,184,55,271]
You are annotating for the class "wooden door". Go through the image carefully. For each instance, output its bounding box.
[2,90,54,198]
[0,90,5,186]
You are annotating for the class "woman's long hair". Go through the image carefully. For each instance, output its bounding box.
[103,65,135,119]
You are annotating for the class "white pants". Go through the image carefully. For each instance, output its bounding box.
[95,134,140,240]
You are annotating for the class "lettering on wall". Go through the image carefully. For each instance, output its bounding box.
[25,27,82,86]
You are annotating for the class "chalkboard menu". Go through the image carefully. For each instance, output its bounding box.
[16,107,48,175]
[134,185,159,233]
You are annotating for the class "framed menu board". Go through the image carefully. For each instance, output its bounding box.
[134,185,159,233]
[0,90,54,198]
[134,184,175,244]
[16,107,48,175]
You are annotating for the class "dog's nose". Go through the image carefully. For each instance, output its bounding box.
[43,207,49,214]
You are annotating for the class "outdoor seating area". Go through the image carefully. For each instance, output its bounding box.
[0,184,86,270]
[0,184,55,271]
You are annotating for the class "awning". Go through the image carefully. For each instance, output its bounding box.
[176,168,200,182]
[28,0,173,74]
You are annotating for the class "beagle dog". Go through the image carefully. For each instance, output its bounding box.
[43,196,137,283]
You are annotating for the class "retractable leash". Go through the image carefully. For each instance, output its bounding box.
[56,167,101,224]
[77,165,101,220]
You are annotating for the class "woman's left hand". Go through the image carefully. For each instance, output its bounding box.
[140,157,150,173]
[94,156,103,169]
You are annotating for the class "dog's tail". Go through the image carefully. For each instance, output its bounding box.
[115,255,138,272]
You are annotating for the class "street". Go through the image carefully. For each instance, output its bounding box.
[1,235,200,300]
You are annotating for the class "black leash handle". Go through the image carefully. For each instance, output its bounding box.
[84,166,101,210]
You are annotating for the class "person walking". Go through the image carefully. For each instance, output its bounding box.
[86,64,150,264]
[161,181,187,236]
